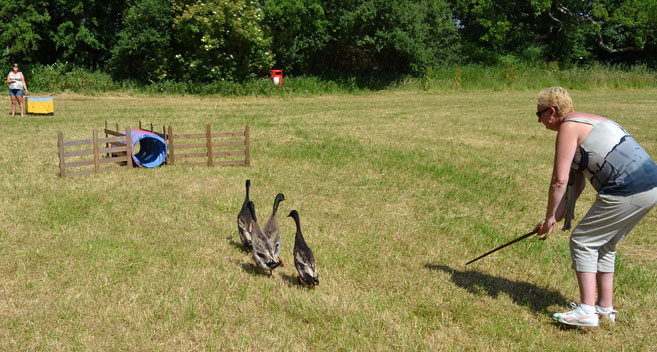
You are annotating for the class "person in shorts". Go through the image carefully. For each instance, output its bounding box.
[6,63,29,117]
[534,86,657,327]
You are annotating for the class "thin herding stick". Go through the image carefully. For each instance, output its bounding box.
[465,230,538,265]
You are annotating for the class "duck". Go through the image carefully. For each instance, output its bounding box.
[236,179,254,249]
[252,193,286,275]
[288,210,319,286]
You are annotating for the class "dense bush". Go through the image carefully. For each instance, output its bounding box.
[29,63,121,93]
[23,63,657,95]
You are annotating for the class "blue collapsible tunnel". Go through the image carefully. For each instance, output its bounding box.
[129,129,168,168]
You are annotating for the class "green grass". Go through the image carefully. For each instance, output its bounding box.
[1,89,657,350]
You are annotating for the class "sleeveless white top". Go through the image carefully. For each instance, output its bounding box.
[8,72,23,90]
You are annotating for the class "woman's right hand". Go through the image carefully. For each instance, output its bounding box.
[536,217,557,240]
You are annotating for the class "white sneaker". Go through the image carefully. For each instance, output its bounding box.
[595,305,617,322]
[552,302,599,327]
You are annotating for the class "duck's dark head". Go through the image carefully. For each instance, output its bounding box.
[244,179,251,199]
[272,193,286,213]
[247,201,257,222]
[301,274,319,286]
[288,210,302,231]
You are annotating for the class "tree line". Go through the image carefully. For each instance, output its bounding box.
[1,0,655,83]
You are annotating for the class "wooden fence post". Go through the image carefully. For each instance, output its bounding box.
[58,131,66,177]
[93,129,100,174]
[244,125,250,166]
[104,120,110,158]
[206,124,213,166]
[163,125,168,164]
[168,126,175,165]
[125,127,133,168]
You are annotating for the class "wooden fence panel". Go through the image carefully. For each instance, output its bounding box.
[58,129,131,178]
[175,133,206,139]
[98,136,125,144]
[168,126,175,165]
[58,123,249,177]
[93,130,100,173]
[64,149,95,157]
[125,128,133,168]
[166,125,250,167]
[245,125,250,166]
[176,142,206,149]
[58,132,66,177]
[206,125,213,166]
[62,139,93,147]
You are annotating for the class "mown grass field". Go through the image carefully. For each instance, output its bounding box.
[1,89,656,351]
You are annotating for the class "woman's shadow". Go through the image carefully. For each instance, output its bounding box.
[425,264,567,314]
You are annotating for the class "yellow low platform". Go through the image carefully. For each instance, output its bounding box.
[26,96,54,115]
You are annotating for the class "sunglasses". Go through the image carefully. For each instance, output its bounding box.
[536,106,558,122]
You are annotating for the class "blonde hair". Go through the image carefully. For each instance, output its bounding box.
[536,86,573,118]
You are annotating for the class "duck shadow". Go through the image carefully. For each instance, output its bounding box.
[425,264,567,314]
[227,237,250,254]
[281,273,311,288]
[240,262,271,277]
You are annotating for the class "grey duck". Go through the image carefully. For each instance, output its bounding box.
[236,179,254,249]
[252,193,286,275]
[288,210,319,286]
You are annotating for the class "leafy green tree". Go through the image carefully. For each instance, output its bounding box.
[0,0,50,65]
[110,0,173,82]
[171,0,274,82]
[546,0,657,64]
[46,0,128,67]
[318,0,459,75]
[450,0,657,65]
[449,0,549,63]
[261,0,329,74]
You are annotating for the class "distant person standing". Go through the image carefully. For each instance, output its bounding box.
[6,63,28,117]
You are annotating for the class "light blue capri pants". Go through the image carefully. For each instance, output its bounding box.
[570,187,657,273]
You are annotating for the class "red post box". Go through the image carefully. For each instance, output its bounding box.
[270,69,283,87]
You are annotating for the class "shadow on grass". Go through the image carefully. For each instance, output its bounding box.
[226,236,251,254]
[281,273,318,289]
[281,273,302,287]
[240,262,271,277]
[425,264,567,313]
